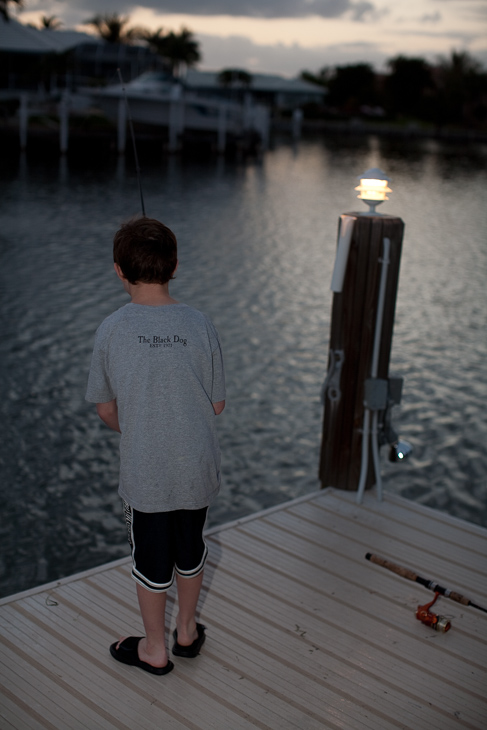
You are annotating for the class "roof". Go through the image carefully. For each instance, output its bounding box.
[185,69,325,95]
[0,16,100,54]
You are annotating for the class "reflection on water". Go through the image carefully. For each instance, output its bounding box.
[0,135,486,598]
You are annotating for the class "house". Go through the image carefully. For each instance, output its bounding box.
[184,69,325,110]
[0,17,158,91]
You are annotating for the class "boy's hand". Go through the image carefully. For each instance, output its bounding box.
[96,400,121,432]
[212,400,225,416]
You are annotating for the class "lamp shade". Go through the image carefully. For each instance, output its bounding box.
[355,168,392,213]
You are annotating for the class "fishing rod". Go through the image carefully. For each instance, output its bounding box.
[366,553,487,628]
[117,68,146,217]
[366,553,487,612]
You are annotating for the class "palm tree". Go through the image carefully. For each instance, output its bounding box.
[385,56,433,118]
[139,27,166,55]
[438,50,483,85]
[84,13,137,44]
[0,0,23,21]
[159,28,201,77]
[133,25,201,77]
[300,68,330,89]
[133,28,171,75]
[218,69,252,89]
[326,63,376,113]
[41,15,63,30]
[435,50,486,127]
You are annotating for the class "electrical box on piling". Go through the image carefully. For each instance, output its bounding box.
[319,169,408,500]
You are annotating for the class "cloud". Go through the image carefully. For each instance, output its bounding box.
[182,1,366,19]
[197,32,386,75]
[431,0,487,19]
[420,12,441,24]
[18,0,485,77]
[25,1,380,22]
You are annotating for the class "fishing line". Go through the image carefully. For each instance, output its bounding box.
[117,68,146,217]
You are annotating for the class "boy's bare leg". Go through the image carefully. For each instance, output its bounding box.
[175,572,204,646]
[135,583,169,667]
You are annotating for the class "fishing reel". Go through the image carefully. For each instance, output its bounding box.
[415,592,451,632]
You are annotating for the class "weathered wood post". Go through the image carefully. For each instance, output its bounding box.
[217,104,227,154]
[292,108,303,140]
[319,178,405,498]
[168,84,184,153]
[19,93,28,150]
[256,105,270,150]
[59,91,69,154]
[117,97,127,154]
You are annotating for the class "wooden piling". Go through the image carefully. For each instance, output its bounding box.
[319,213,405,492]
[217,104,227,154]
[59,92,69,154]
[292,108,303,140]
[168,87,184,153]
[19,93,28,150]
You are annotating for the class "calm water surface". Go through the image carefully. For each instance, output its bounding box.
[1,135,486,598]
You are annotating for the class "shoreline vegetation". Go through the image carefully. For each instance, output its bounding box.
[299,52,487,138]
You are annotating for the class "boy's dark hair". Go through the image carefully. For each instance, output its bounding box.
[113,217,178,285]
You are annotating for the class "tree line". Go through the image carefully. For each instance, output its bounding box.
[82,14,200,78]
[1,5,201,78]
[301,53,487,130]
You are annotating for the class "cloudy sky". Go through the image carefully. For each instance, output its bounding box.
[17,0,487,77]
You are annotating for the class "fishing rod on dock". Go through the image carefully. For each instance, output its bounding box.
[117,68,146,217]
[365,552,487,632]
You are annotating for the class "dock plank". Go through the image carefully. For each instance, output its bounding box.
[0,488,486,730]
[203,555,487,697]
[201,559,487,726]
[330,491,487,553]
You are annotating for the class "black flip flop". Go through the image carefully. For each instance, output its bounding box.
[110,636,174,675]
[172,623,206,658]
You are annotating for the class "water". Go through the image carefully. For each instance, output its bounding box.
[1,135,486,599]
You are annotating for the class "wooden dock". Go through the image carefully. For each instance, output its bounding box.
[0,488,486,729]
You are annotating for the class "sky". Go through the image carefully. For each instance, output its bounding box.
[16,0,487,77]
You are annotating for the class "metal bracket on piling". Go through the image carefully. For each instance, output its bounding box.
[364,378,389,411]
[321,349,345,404]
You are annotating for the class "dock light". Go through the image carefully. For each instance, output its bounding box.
[355,168,392,214]
[389,439,413,463]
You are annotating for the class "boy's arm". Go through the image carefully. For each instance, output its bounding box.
[212,400,225,416]
[96,400,121,433]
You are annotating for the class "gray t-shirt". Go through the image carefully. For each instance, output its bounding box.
[86,302,225,512]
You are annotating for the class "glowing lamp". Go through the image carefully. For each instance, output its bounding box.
[355,168,392,214]
[389,439,413,463]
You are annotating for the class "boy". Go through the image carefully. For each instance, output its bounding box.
[86,217,225,676]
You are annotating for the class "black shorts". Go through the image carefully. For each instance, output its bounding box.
[123,502,209,593]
